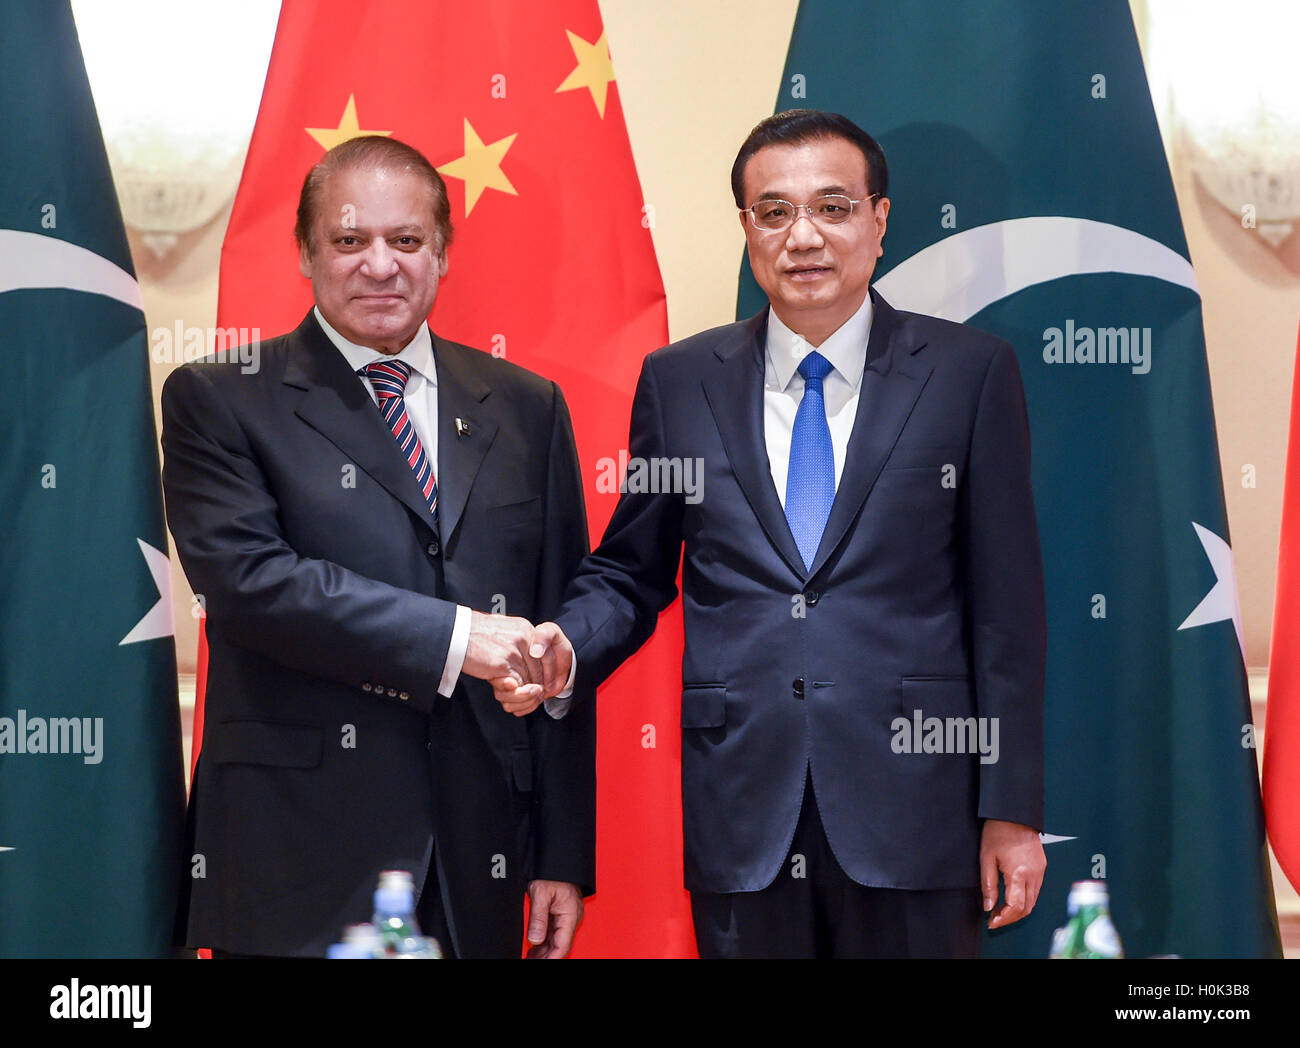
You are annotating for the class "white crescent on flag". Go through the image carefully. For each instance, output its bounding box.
[875,216,1199,323]
[0,228,142,309]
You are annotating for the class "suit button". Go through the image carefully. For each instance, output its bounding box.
[387,688,397,697]
[362,683,373,692]
[399,692,410,701]
[426,539,440,557]
[806,591,820,606]
[792,677,805,698]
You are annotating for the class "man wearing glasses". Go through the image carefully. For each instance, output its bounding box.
[497,110,1047,958]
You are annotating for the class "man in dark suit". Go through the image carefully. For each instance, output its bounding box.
[160,136,594,959]
[497,110,1047,958]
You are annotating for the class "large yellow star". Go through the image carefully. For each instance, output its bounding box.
[305,95,391,151]
[556,29,616,118]
[436,119,518,216]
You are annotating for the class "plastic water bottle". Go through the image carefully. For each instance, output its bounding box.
[1048,880,1124,958]
[372,870,424,957]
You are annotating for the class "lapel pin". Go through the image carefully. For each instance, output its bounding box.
[455,417,471,438]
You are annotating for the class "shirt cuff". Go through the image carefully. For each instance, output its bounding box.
[438,604,472,698]
[544,653,579,719]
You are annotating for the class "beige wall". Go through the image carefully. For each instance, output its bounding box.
[1177,156,1299,668]
[1129,0,1300,668]
[136,211,230,671]
[136,0,1297,673]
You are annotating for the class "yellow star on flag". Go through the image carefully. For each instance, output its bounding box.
[305,95,391,151]
[437,119,518,216]
[556,29,616,118]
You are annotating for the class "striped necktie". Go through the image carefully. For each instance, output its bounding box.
[360,359,438,519]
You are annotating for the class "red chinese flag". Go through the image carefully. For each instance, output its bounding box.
[193,0,693,955]
[1265,321,1300,893]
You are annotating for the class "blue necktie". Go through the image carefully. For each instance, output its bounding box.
[785,350,835,570]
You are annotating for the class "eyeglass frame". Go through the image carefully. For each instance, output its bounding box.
[739,193,881,232]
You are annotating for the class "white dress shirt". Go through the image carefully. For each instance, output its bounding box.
[764,293,874,506]
[315,308,572,710]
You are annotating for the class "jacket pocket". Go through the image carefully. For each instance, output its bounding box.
[484,495,542,529]
[898,676,974,719]
[511,744,534,793]
[882,445,963,470]
[206,720,324,769]
[681,684,727,729]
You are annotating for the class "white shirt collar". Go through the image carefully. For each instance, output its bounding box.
[313,306,436,387]
[765,292,874,392]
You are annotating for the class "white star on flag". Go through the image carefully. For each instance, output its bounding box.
[119,538,174,645]
[1177,522,1245,664]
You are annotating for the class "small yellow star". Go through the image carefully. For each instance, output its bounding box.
[556,29,616,118]
[305,95,391,151]
[436,119,518,216]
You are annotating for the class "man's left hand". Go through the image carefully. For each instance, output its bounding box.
[525,879,584,959]
[979,819,1046,930]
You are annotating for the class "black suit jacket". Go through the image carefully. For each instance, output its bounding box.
[555,290,1045,894]
[160,311,595,957]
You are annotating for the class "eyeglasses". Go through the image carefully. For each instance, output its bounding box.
[741,194,878,232]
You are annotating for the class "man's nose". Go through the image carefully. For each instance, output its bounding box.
[359,239,399,279]
[785,209,824,249]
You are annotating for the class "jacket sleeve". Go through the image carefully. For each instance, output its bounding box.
[160,362,458,715]
[960,342,1047,830]
[554,353,685,694]
[527,382,596,893]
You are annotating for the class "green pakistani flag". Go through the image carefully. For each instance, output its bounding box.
[0,1,185,956]
[741,0,1281,957]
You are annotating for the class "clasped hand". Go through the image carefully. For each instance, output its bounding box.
[463,610,573,716]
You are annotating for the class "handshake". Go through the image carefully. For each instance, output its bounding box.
[463,610,575,717]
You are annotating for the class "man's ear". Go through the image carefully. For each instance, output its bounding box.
[437,248,448,278]
[874,196,890,252]
[298,241,313,279]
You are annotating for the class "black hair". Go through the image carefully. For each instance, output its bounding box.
[731,109,888,208]
[294,135,453,254]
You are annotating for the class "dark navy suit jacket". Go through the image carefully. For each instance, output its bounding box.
[556,290,1045,894]
[161,311,595,956]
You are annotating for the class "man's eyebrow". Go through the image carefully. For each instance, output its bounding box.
[323,223,430,236]
[752,184,853,201]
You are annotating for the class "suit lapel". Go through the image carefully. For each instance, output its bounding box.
[284,312,441,532]
[431,336,499,545]
[702,312,808,580]
[807,291,933,577]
